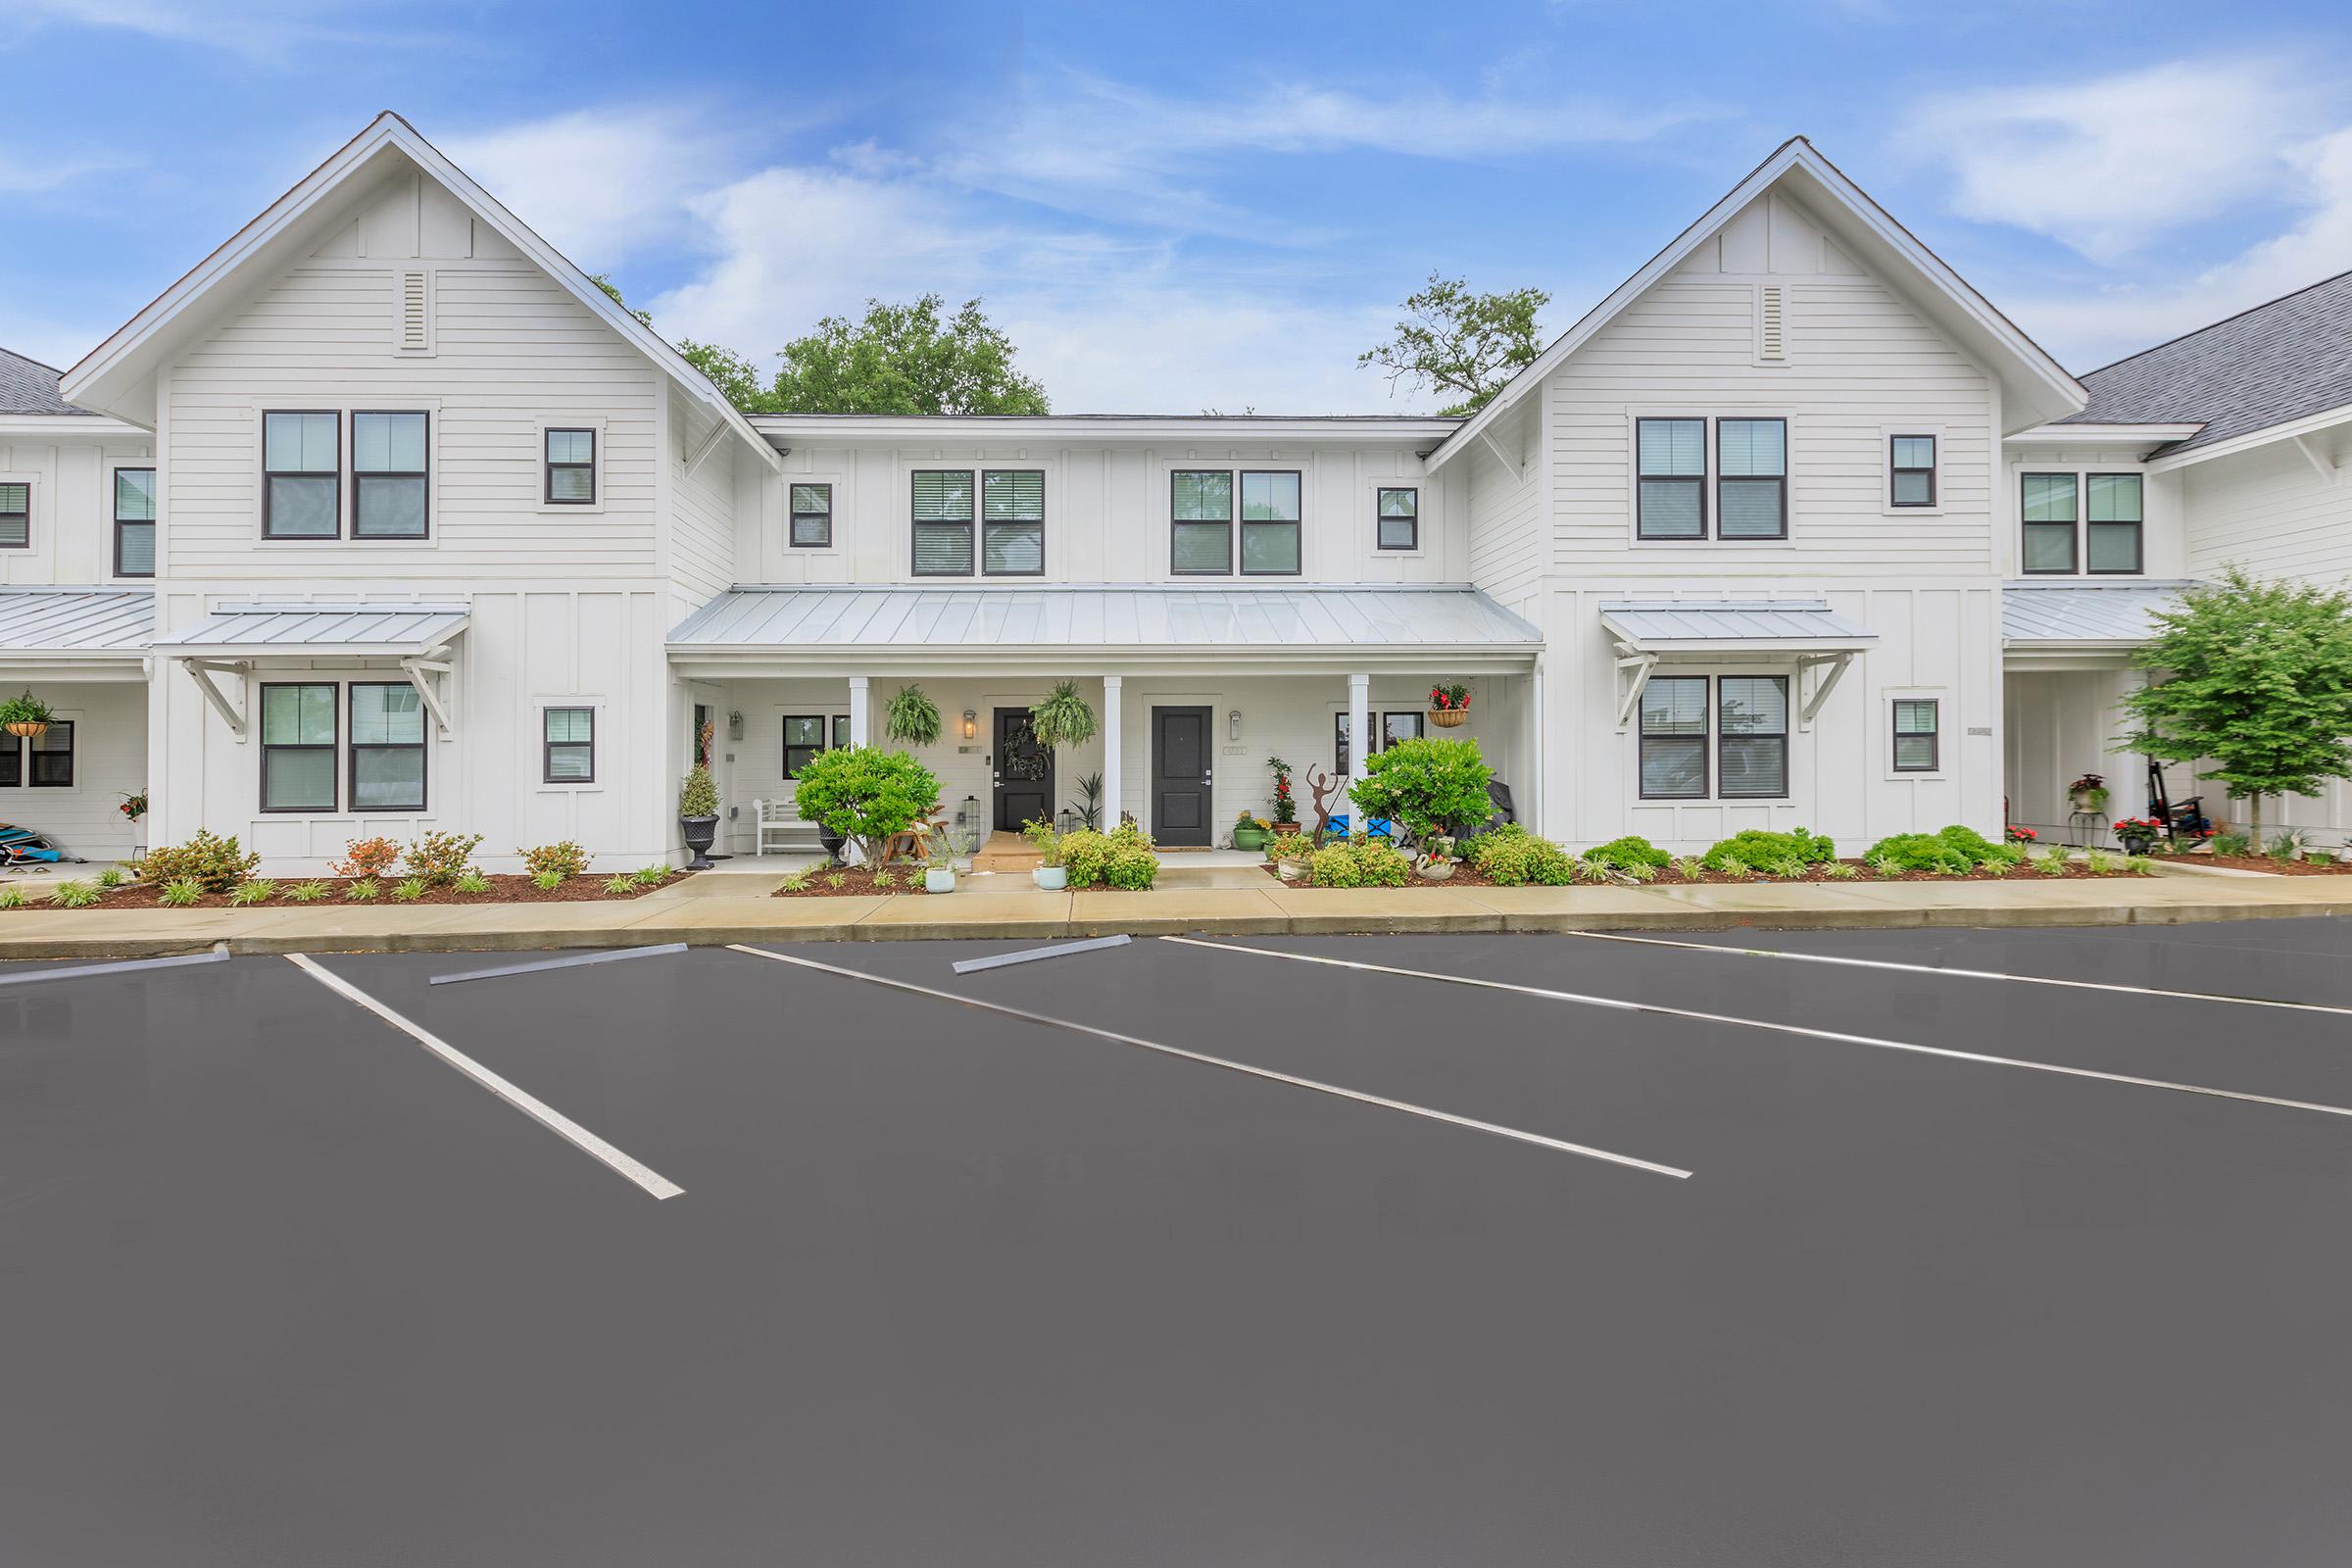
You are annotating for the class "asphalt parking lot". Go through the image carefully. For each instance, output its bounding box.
[6,921,2352,1565]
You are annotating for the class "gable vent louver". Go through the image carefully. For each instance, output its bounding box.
[397,269,433,355]
[1757,284,1786,363]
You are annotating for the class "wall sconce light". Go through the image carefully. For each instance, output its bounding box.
[961,708,977,740]
[1228,710,1243,741]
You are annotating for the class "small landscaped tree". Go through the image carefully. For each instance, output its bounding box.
[792,748,942,865]
[1347,736,1494,853]
[2119,567,2352,844]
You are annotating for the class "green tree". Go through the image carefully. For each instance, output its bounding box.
[676,340,772,409]
[588,273,652,328]
[1358,273,1549,416]
[768,295,1049,415]
[2119,567,2352,843]
[1348,736,1494,850]
[790,748,942,864]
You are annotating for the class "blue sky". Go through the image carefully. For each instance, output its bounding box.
[3,0,2347,412]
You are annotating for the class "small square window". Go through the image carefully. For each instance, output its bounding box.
[1376,487,1418,550]
[544,707,595,783]
[1892,698,1939,771]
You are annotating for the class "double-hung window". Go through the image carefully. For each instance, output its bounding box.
[981,470,1045,575]
[1171,470,1232,573]
[544,428,596,505]
[790,483,832,548]
[1239,470,1301,574]
[1638,677,1709,798]
[1716,418,1788,539]
[2085,473,2143,573]
[0,481,29,549]
[27,722,73,788]
[113,467,156,576]
[260,684,337,811]
[2020,473,2079,573]
[911,470,975,576]
[1333,710,1427,774]
[1636,418,1706,539]
[1376,486,1418,550]
[353,412,428,538]
[1890,435,1936,508]
[350,683,426,809]
[263,412,339,538]
[783,714,829,778]
[543,708,595,783]
[1892,699,1939,772]
[1717,676,1789,798]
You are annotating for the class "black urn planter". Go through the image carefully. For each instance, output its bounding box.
[817,824,847,863]
[679,813,719,870]
[2120,833,2156,857]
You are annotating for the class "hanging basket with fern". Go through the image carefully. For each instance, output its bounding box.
[0,691,52,739]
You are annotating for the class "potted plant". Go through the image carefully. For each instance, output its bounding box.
[2112,815,2163,856]
[2004,824,2037,845]
[1233,809,1270,852]
[1266,756,1299,835]
[1028,680,1098,790]
[883,683,944,747]
[1268,833,1315,882]
[1416,834,1458,880]
[1023,817,1066,889]
[2068,772,2109,812]
[1428,682,1471,728]
[0,691,52,739]
[677,762,720,869]
[1072,771,1105,830]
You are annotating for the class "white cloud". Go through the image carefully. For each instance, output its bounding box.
[440,107,739,269]
[0,149,129,194]
[8,0,446,60]
[1905,58,2325,261]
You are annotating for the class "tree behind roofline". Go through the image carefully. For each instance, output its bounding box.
[2118,567,2352,844]
[1358,273,1549,416]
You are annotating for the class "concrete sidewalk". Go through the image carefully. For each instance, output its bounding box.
[0,867,2347,957]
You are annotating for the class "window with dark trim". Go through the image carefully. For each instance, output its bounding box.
[790,482,833,548]
[2021,472,2078,573]
[1376,486,1418,550]
[1335,710,1430,773]
[981,469,1045,575]
[260,683,337,811]
[1636,417,1705,539]
[911,469,974,576]
[0,739,16,787]
[544,428,596,505]
[1638,677,1708,798]
[2085,472,2143,574]
[27,721,72,788]
[543,707,595,783]
[832,713,852,750]
[783,714,828,778]
[113,467,155,577]
[353,412,428,538]
[263,412,339,538]
[1892,698,1939,772]
[1172,470,1232,574]
[1383,710,1424,749]
[0,481,29,549]
[1717,676,1788,798]
[1889,435,1936,508]
[1239,470,1301,574]
[1716,418,1787,539]
[349,682,426,810]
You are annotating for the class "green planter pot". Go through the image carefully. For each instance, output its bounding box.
[1233,825,1268,851]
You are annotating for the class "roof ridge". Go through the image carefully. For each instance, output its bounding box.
[2078,267,2352,379]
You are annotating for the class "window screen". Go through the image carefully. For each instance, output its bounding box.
[790,483,832,548]
[27,721,73,788]
[353,412,427,537]
[2021,473,2078,573]
[543,707,594,783]
[1890,435,1936,508]
[0,481,25,549]
[783,714,828,778]
[1239,470,1300,574]
[545,428,596,505]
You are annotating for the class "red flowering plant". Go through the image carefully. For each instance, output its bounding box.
[1264,755,1297,824]
[2112,816,2164,839]
[2004,824,2037,843]
[1429,682,1471,711]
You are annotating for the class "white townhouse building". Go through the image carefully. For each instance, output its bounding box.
[2,113,2348,872]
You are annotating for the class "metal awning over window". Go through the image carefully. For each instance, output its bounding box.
[1601,600,1876,728]
[150,604,466,742]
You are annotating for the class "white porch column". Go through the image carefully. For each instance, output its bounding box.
[848,675,870,748]
[1102,675,1123,829]
[1528,658,1545,838]
[1347,671,1370,798]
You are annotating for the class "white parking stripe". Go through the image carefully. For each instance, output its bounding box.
[1555,928,2352,1017]
[1164,937,2352,1122]
[727,944,1690,1180]
[286,955,685,1201]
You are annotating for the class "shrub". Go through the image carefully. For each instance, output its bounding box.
[158,878,203,906]
[404,831,482,886]
[0,885,23,909]
[391,877,427,902]
[1057,828,1110,884]
[344,878,380,901]
[604,873,639,895]
[1861,832,1977,875]
[286,880,329,903]
[1572,858,1613,884]
[1063,821,1159,890]
[531,869,564,892]
[331,836,401,879]
[1700,829,1836,873]
[134,829,261,892]
[793,748,942,864]
[1934,824,2024,868]
[1584,835,1670,871]
[1348,736,1494,847]
[1103,839,1160,890]
[1267,831,1319,864]
[1309,838,1410,888]
[95,868,124,890]
[633,864,670,887]
[226,879,276,906]
[51,879,101,908]
[518,841,590,880]
[1465,823,1577,886]
[453,870,492,895]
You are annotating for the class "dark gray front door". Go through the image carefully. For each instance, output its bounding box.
[1152,707,1212,847]
[993,707,1054,832]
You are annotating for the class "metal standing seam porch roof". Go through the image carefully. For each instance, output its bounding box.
[1600,600,1878,653]
[149,604,470,658]
[0,588,155,659]
[2001,581,2193,648]
[667,585,1544,660]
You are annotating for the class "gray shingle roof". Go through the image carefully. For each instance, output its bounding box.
[2061,270,2352,454]
[0,347,93,416]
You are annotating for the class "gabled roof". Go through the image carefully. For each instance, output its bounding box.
[2062,270,2352,459]
[60,113,776,470]
[0,348,93,417]
[1429,137,2086,470]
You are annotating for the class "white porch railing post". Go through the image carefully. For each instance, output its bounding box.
[1347,671,1370,803]
[848,676,869,748]
[1102,674,1123,829]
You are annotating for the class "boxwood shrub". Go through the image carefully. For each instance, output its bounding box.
[1698,828,1836,873]
[1463,823,1577,885]
[1309,836,1411,888]
[1583,834,1670,871]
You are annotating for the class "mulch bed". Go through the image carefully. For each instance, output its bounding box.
[9,872,691,910]
[1263,857,2158,888]
[2175,853,2352,876]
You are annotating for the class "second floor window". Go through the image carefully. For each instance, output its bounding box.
[1171,470,1232,573]
[2085,473,2143,574]
[264,412,339,538]
[1717,418,1787,540]
[545,428,596,505]
[1890,435,1936,507]
[790,483,832,548]
[982,470,1045,574]
[353,413,428,538]
[0,482,27,549]
[911,469,975,575]
[1376,486,1418,550]
[1171,468,1300,575]
[114,468,155,577]
[1239,470,1301,574]
[1636,418,1705,539]
[2020,473,2079,573]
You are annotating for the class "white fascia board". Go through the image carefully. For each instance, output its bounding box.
[2006,422,2205,444]
[1428,139,2086,471]
[0,415,152,438]
[1631,636,1877,655]
[2142,403,2352,472]
[750,416,1461,445]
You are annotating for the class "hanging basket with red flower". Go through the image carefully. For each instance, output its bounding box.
[1428,682,1471,728]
